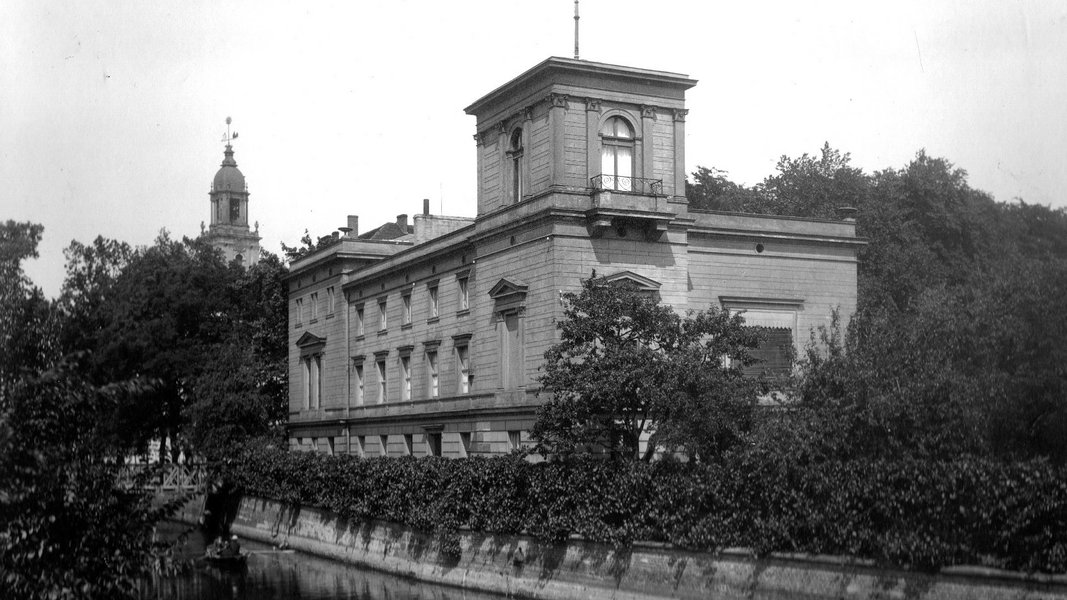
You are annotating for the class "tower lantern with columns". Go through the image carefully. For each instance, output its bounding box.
[203,117,261,266]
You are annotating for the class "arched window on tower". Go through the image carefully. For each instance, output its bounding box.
[508,128,524,203]
[230,198,240,222]
[599,116,634,191]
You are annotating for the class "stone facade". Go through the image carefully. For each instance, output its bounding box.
[286,57,863,457]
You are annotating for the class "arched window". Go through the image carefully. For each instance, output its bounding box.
[508,128,524,203]
[229,197,240,222]
[599,116,634,191]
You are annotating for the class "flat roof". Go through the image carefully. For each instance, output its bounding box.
[464,56,697,116]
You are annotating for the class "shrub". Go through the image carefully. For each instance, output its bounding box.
[222,441,1067,574]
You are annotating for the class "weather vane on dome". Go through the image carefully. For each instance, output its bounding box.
[221,116,239,147]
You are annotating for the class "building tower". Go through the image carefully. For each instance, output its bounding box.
[203,118,262,266]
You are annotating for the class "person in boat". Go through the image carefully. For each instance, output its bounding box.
[220,534,240,558]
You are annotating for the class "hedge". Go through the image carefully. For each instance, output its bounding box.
[220,442,1067,573]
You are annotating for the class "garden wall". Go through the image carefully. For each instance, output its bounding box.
[224,494,1067,600]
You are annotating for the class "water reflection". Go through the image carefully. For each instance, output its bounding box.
[140,522,505,600]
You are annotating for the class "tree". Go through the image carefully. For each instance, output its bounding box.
[0,362,167,599]
[90,232,234,461]
[759,142,869,219]
[184,253,290,457]
[57,236,132,356]
[0,221,60,389]
[533,275,764,461]
[685,166,763,212]
[0,223,171,599]
[686,143,868,219]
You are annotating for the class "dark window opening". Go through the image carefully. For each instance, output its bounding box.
[745,327,793,378]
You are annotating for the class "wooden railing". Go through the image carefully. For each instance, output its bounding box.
[118,463,208,492]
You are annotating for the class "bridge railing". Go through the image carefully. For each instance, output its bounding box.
[118,463,209,492]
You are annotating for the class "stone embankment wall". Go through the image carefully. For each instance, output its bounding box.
[195,495,1067,600]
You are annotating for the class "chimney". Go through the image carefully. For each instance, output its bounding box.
[396,214,408,229]
[423,198,430,216]
[347,215,359,235]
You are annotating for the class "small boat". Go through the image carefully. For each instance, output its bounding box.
[203,549,248,569]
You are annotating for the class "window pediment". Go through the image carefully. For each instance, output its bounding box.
[296,331,326,358]
[602,271,661,292]
[295,331,326,348]
[488,277,529,301]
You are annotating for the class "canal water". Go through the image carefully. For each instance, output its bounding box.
[139,521,508,600]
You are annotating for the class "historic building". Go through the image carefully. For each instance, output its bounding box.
[285,57,863,457]
[203,124,262,266]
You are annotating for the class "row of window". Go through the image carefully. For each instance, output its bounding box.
[354,274,468,335]
[295,286,337,325]
[295,430,524,458]
[351,343,472,406]
[505,115,637,204]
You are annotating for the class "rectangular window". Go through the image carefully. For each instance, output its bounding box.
[376,359,387,403]
[356,435,366,458]
[400,356,411,401]
[457,277,469,311]
[378,299,388,331]
[295,298,304,326]
[501,312,523,389]
[426,432,442,457]
[456,345,471,394]
[327,286,335,315]
[310,292,319,321]
[426,350,439,398]
[403,434,413,456]
[402,293,412,325]
[377,434,388,457]
[313,355,322,408]
[353,363,364,406]
[302,358,311,409]
[508,430,521,451]
[747,327,794,378]
[428,284,439,319]
[327,437,335,456]
[356,306,365,336]
[459,432,471,457]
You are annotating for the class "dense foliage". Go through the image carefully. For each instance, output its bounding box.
[226,441,1067,573]
[0,364,169,599]
[62,232,290,460]
[0,221,289,597]
[689,146,1067,463]
[534,276,764,461]
[0,222,156,598]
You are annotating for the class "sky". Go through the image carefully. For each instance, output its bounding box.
[3,1,1066,298]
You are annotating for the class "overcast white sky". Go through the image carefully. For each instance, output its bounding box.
[3,1,1066,298]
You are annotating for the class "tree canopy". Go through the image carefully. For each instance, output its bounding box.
[687,145,1067,464]
[533,275,764,461]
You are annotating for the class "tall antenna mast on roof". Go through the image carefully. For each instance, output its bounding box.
[573,0,580,60]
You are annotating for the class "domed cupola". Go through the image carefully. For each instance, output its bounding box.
[212,145,246,193]
[203,117,261,267]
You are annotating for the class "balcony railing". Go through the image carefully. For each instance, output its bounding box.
[591,175,663,195]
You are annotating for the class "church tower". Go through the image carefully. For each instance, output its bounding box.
[203,117,262,266]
